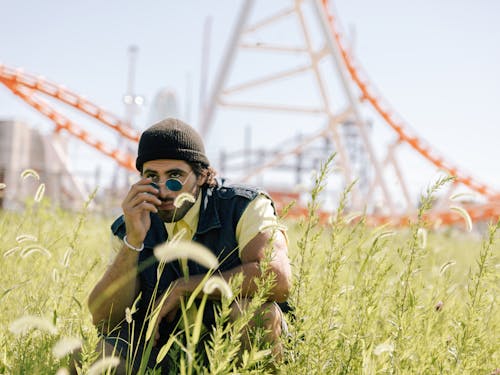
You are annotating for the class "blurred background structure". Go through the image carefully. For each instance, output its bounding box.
[0,120,87,209]
[0,0,499,227]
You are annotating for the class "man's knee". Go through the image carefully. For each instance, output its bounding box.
[260,302,283,339]
[70,339,127,375]
[229,299,283,337]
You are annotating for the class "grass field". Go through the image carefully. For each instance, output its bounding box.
[0,170,498,374]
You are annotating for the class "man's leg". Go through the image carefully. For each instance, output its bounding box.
[94,340,129,374]
[229,299,284,361]
[69,339,127,375]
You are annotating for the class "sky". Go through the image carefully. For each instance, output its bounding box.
[1,0,499,203]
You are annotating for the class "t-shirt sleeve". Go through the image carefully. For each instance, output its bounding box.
[235,193,283,255]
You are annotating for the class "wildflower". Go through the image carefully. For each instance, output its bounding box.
[203,276,233,299]
[450,205,472,232]
[154,240,218,269]
[34,183,46,202]
[52,337,82,359]
[20,168,40,180]
[9,315,57,335]
[87,357,120,375]
[173,192,196,208]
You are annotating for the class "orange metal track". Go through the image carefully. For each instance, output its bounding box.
[313,0,500,226]
[0,64,137,171]
[283,200,500,228]
[321,1,497,199]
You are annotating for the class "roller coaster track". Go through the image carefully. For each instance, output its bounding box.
[316,0,500,225]
[321,0,496,199]
[0,64,137,171]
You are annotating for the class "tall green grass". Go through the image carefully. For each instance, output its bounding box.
[0,167,498,374]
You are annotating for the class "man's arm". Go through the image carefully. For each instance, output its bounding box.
[156,228,292,323]
[231,227,291,301]
[87,246,140,330]
[88,177,161,331]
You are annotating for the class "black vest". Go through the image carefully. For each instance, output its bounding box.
[110,179,269,320]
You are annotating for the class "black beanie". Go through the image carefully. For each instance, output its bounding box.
[135,118,209,171]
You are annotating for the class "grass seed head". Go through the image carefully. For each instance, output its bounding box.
[4,246,20,257]
[52,268,60,283]
[20,245,52,259]
[9,315,57,335]
[86,357,120,375]
[34,183,46,202]
[417,227,428,249]
[173,192,196,208]
[373,342,394,356]
[154,240,218,269]
[450,205,473,232]
[16,234,38,243]
[20,169,40,181]
[450,192,478,202]
[62,248,73,267]
[125,307,133,324]
[203,276,233,299]
[439,260,456,275]
[52,337,82,359]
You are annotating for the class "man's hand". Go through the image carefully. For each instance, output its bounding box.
[121,177,161,247]
[153,281,185,345]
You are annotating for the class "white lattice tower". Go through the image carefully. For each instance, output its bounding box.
[199,0,404,215]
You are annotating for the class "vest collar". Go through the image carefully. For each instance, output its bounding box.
[196,184,222,234]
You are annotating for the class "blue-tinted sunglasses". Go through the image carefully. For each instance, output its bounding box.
[149,172,191,192]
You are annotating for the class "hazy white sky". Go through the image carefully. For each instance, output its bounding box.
[1,0,499,198]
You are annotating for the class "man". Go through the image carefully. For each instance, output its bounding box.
[87,118,292,373]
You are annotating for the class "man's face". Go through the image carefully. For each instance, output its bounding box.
[142,159,206,222]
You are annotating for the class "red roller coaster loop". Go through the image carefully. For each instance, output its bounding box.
[321,0,497,200]
[0,64,137,171]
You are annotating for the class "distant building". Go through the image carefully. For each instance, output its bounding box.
[0,119,87,209]
[149,89,180,124]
